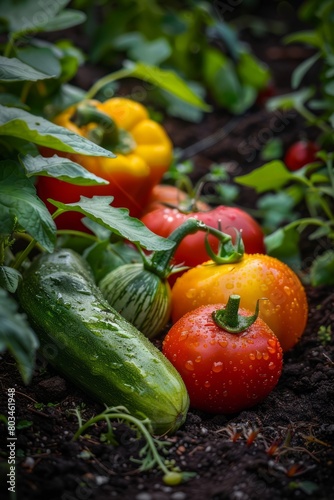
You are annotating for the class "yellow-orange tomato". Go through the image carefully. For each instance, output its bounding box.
[171,254,308,352]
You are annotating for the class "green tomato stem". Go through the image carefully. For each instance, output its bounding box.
[212,294,261,333]
[144,218,244,279]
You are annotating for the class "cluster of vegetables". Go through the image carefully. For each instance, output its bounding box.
[17,97,309,438]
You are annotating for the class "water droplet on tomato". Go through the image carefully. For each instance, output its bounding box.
[269,362,276,370]
[180,330,189,340]
[263,352,269,360]
[212,361,223,373]
[195,355,202,363]
[186,289,196,299]
[185,360,194,371]
[249,353,256,360]
[219,340,228,348]
[256,351,262,360]
[204,381,210,388]
[226,283,234,290]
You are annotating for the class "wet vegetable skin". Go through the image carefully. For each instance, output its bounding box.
[171,254,308,352]
[163,303,283,413]
[17,249,189,435]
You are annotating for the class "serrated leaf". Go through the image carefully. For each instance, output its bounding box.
[310,250,334,286]
[0,105,115,157]
[20,154,109,186]
[0,56,54,82]
[0,161,56,252]
[235,161,293,193]
[49,196,175,251]
[0,288,39,384]
[0,267,22,293]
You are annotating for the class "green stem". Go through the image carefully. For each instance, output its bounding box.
[282,217,331,233]
[56,229,97,242]
[72,411,171,476]
[12,238,37,270]
[212,294,261,333]
[143,218,244,279]
[296,104,332,135]
[85,67,133,100]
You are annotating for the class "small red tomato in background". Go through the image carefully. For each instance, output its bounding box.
[141,205,265,271]
[284,140,320,171]
[162,297,283,414]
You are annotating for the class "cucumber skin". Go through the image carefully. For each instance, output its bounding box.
[17,249,189,435]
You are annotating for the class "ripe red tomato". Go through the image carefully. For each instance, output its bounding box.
[141,184,210,215]
[284,140,320,171]
[141,206,265,270]
[162,302,283,414]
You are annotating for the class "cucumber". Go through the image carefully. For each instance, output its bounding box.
[17,249,189,435]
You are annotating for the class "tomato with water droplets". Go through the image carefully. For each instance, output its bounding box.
[162,299,283,414]
[171,254,308,352]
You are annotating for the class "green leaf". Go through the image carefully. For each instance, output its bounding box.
[237,51,270,90]
[291,52,321,89]
[284,31,323,49]
[16,47,61,78]
[1,0,70,33]
[0,105,115,157]
[128,38,172,65]
[41,10,86,32]
[0,161,56,252]
[20,154,109,186]
[260,137,283,161]
[266,88,314,112]
[49,196,176,251]
[87,61,210,111]
[0,56,54,82]
[235,161,293,193]
[0,288,39,384]
[310,250,334,286]
[0,267,22,293]
[127,61,210,110]
[264,227,301,269]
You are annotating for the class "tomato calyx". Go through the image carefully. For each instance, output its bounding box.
[212,294,262,333]
[141,218,245,279]
[205,225,245,264]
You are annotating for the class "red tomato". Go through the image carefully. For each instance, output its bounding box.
[162,303,283,414]
[141,184,210,215]
[141,206,265,270]
[284,140,320,171]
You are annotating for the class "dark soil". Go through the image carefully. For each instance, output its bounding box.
[1,3,334,500]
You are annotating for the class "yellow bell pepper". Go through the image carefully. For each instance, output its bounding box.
[37,97,173,229]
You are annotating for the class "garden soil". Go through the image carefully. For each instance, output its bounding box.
[1,4,334,500]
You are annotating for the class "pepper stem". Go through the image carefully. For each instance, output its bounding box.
[143,218,244,279]
[71,102,120,148]
[212,294,262,333]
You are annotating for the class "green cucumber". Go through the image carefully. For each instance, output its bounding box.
[16,249,189,435]
[99,263,171,339]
